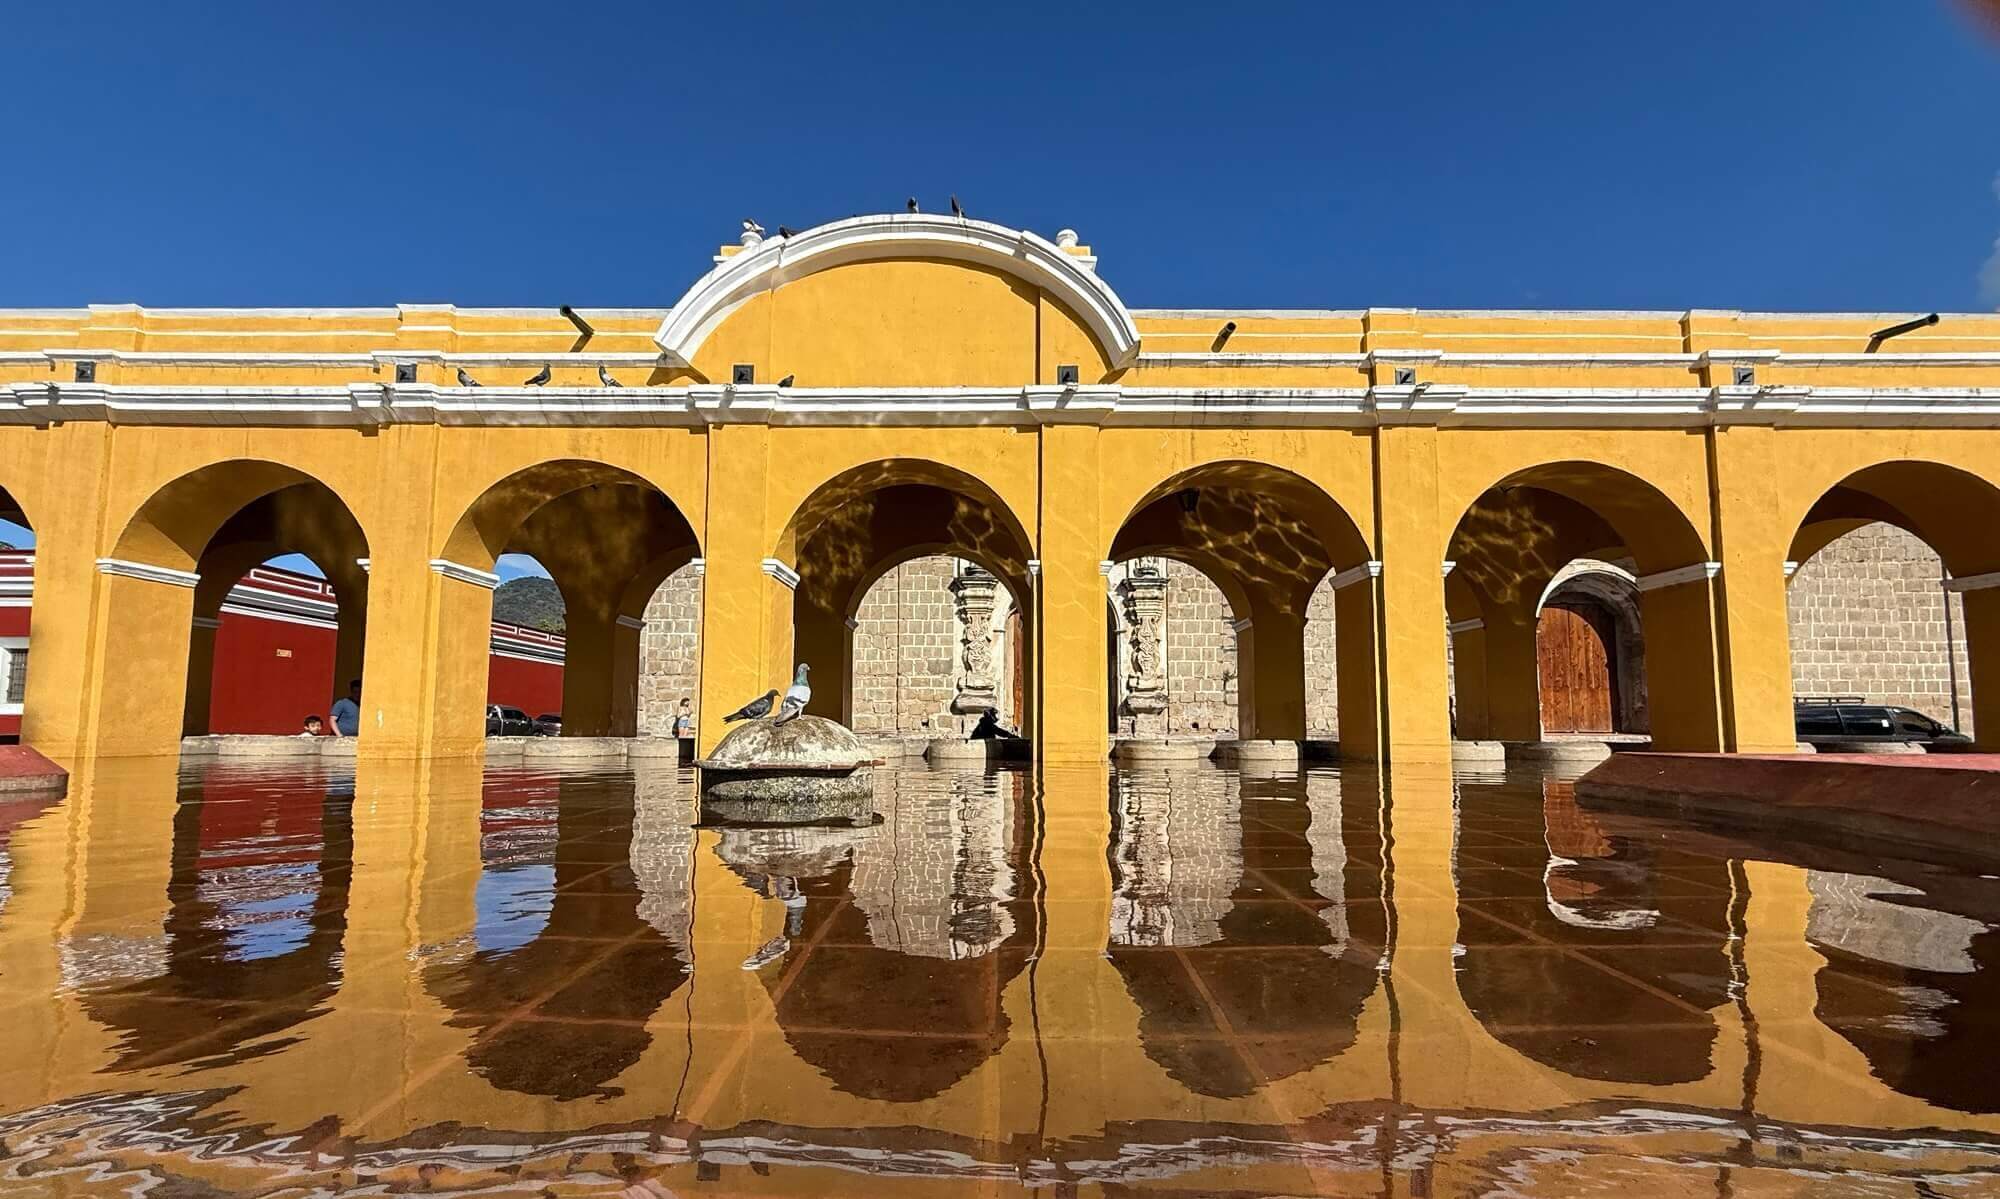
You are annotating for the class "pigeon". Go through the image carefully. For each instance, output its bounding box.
[949,194,964,218]
[723,689,778,722]
[772,663,811,725]
[777,225,797,239]
[524,363,551,386]
[776,374,795,388]
[456,368,481,388]
[597,365,622,388]
[742,218,764,236]
[906,197,919,213]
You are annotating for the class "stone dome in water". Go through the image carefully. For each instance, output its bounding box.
[702,714,871,772]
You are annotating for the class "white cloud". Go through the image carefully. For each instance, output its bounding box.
[1982,171,2000,310]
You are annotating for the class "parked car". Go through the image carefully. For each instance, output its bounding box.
[1794,699,1970,748]
[532,712,562,737]
[486,704,535,736]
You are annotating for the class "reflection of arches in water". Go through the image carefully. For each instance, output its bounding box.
[80,768,354,1071]
[716,770,1041,1101]
[1104,768,1386,1098]
[1453,781,1732,1085]
[424,775,692,1101]
[1806,870,2000,1115]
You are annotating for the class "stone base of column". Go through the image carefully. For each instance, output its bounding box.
[1112,736,1215,764]
[1210,739,1300,765]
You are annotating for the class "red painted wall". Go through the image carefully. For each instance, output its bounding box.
[488,653,565,718]
[208,613,342,735]
[0,603,28,738]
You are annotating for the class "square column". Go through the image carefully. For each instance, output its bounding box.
[695,426,792,755]
[1035,425,1108,763]
[1368,426,1453,762]
[1708,424,1799,752]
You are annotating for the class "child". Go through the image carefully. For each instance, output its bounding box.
[298,715,325,737]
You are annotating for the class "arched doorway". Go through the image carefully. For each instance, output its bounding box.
[774,460,1036,739]
[1107,462,1373,745]
[1104,557,1242,737]
[441,461,699,738]
[1446,462,1718,750]
[1786,462,2000,747]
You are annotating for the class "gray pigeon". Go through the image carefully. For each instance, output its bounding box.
[724,689,778,722]
[597,365,622,388]
[772,663,811,725]
[777,374,795,388]
[456,367,480,387]
[524,363,551,386]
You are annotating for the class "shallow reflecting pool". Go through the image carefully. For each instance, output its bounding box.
[2,757,1998,1194]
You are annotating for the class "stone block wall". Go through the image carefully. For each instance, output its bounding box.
[1304,577,1338,736]
[637,562,703,736]
[851,556,961,735]
[1163,563,1238,734]
[1787,522,1973,734]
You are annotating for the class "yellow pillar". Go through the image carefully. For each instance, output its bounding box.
[557,607,618,735]
[1709,424,1802,752]
[696,426,792,755]
[84,567,199,758]
[1035,425,1107,764]
[362,552,494,759]
[1371,426,1453,763]
[18,423,115,764]
[1244,603,1307,738]
[1481,608,1543,743]
[610,615,642,736]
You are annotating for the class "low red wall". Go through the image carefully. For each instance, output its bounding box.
[487,652,564,718]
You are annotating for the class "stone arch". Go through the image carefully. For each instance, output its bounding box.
[655,214,1141,371]
[1447,461,1721,750]
[1784,461,2000,745]
[1110,461,1373,743]
[778,458,1038,731]
[88,461,373,757]
[443,461,700,738]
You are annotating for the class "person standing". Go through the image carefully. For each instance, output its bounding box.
[330,679,362,737]
[672,697,694,738]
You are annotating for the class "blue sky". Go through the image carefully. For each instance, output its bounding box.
[6,4,1999,574]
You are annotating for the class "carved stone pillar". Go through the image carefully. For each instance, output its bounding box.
[949,565,1001,714]
[1120,559,1169,718]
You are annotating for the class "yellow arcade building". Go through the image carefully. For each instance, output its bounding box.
[1,212,1997,767]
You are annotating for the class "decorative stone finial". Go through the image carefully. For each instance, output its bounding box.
[1055,229,1079,249]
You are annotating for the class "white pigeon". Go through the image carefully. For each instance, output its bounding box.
[772,663,811,724]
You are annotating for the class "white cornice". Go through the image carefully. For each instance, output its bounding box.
[430,558,501,589]
[652,214,1143,370]
[1328,561,1383,590]
[615,614,646,629]
[96,558,199,587]
[1635,561,1721,593]
[760,558,800,590]
[1447,617,1485,635]
[8,380,2000,430]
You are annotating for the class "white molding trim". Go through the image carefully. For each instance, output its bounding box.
[654,214,1142,370]
[1441,560,1457,578]
[844,616,860,631]
[11,379,2000,430]
[1229,617,1254,633]
[1635,561,1721,593]
[761,558,800,590]
[1098,560,1116,575]
[355,557,371,573]
[615,614,646,630]
[191,616,223,630]
[1025,559,1041,578]
[1783,560,1801,579]
[1447,617,1485,635]
[685,557,705,576]
[1944,570,2000,593]
[1329,560,1383,590]
[429,558,501,589]
[96,558,198,588]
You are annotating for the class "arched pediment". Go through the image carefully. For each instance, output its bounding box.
[654,214,1141,370]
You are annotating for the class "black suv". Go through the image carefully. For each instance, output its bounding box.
[486,705,535,736]
[1794,699,1970,748]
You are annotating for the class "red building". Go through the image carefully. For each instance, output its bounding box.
[0,555,565,737]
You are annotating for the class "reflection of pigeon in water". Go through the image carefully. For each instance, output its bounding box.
[723,689,778,722]
[772,663,811,724]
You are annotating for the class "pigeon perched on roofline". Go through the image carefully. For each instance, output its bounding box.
[772,663,811,725]
[776,374,795,388]
[949,194,964,218]
[742,218,764,236]
[524,363,551,386]
[598,365,622,388]
[724,689,778,722]
[456,367,481,388]
[777,225,797,239]
[906,197,919,213]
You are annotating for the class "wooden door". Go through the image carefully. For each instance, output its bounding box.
[1537,603,1615,733]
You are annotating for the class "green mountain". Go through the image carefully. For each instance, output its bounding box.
[492,576,565,634]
